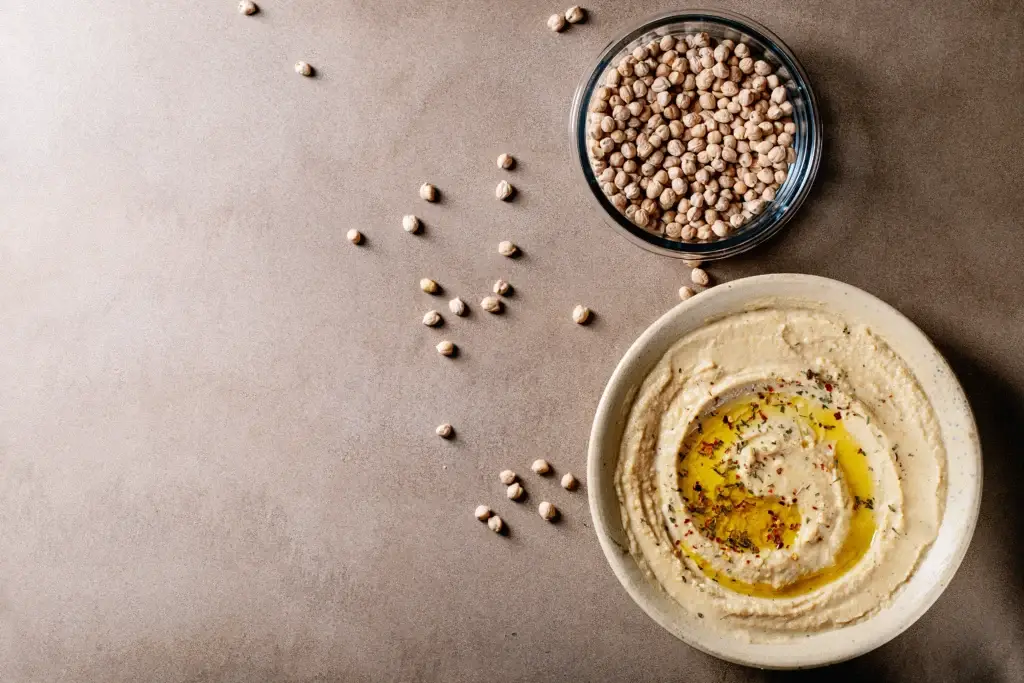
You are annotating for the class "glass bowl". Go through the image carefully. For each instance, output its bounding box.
[570,9,822,260]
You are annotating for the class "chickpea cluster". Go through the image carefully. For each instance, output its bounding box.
[586,32,797,242]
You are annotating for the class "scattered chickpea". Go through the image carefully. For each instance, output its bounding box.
[547,13,567,32]
[507,482,525,501]
[294,61,314,77]
[422,310,443,327]
[436,340,456,357]
[402,215,421,234]
[419,183,438,202]
[436,423,454,439]
[238,0,258,15]
[538,501,559,521]
[531,459,552,475]
[498,240,519,257]
[346,229,363,245]
[572,305,592,325]
[679,286,695,301]
[561,473,579,490]
[565,5,586,23]
[691,267,710,286]
[493,279,512,296]
[487,515,505,533]
[420,278,441,294]
[448,297,468,316]
[497,153,516,170]
[495,180,515,201]
[499,470,517,485]
[481,296,503,314]
[475,505,493,521]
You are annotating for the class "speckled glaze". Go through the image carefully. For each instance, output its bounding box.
[587,274,982,669]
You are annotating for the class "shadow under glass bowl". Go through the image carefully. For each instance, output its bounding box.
[570,9,823,261]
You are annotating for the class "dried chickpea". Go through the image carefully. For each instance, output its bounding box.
[538,501,559,521]
[565,5,586,23]
[583,31,795,244]
[403,215,421,234]
[547,13,566,32]
[495,180,515,201]
[481,296,503,314]
[419,183,438,202]
[572,305,592,325]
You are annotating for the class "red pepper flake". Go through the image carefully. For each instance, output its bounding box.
[767,386,775,393]
[776,468,783,474]
[834,411,842,420]
[825,383,833,392]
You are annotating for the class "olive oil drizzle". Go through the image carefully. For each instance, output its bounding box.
[673,381,877,598]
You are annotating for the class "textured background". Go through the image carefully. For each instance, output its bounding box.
[2,1,1022,681]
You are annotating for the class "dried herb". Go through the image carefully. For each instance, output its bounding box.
[853,495,876,511]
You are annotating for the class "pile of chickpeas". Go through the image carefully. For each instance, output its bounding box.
[586,31,797,242]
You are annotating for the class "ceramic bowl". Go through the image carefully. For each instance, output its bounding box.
[587,274,981,668]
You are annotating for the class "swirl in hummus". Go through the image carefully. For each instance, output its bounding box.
[616,306,945,639]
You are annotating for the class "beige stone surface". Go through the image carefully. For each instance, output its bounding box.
[1,0,1022,681]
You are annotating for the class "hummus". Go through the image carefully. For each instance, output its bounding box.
[616,306,945,639]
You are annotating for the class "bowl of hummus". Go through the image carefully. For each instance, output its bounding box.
[588,274,981,668]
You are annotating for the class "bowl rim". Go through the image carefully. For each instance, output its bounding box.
[569,9,823,261]
[586,274,982,668]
